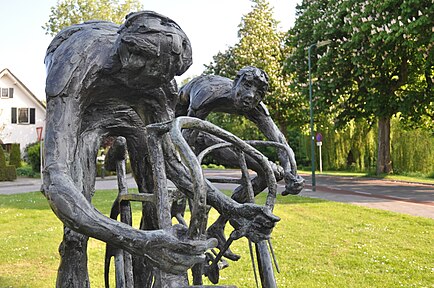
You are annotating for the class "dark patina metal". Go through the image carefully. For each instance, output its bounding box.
[43,10,302,288]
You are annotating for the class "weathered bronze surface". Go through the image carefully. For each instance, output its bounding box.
[43,10,301,288]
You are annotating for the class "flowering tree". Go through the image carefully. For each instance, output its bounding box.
[286,0,433,174]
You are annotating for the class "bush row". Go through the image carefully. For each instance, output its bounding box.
[0,146,17,181]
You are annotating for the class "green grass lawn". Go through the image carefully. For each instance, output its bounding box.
[0,190,433,288]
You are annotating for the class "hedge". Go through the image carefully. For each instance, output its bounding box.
[9,143,22,168]
[0,146,17,181]
[25,142,41,173]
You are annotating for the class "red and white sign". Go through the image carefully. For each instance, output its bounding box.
[36,126,43,142]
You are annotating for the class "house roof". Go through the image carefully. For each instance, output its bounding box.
[0,68,46,110]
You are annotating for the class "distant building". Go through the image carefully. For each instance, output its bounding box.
[0,68,46,153]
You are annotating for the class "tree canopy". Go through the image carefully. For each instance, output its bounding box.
[206,0,306,132]
[286,0,433,173]
[43,0,143,36]
[287,0,433,125]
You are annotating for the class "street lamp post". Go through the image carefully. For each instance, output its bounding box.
[307,40,331,192]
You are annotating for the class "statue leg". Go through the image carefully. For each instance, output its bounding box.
[126,135,159,287]
[56,228,90,288]
[55,130,100,287]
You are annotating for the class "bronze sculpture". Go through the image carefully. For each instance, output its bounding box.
[177,66,304,197]
[43,11,283,288]
[177,67,304,261]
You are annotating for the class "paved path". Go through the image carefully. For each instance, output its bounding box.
[205,170,434,219]
[1,170,433,219]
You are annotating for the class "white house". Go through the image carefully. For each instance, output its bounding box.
[0,68,46,154]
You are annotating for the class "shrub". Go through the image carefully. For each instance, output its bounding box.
[25,142,41,173]
[9,143,22,168]
[201,163,226,169]
[0,146,6,180]
[96,162,115,177]
[96,160,132,177]
[0,146,17,181]
[4,165,17,181]
[16,165,39,178]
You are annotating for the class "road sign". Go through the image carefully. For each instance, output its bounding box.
[36,126,43,142]
[316,133,323,142]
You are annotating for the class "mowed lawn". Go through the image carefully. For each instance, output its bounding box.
[0,189,432,288]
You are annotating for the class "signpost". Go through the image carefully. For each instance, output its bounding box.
[316,133,323,173]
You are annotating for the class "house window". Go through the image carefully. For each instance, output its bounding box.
[18,108,29,124]
[1,88,13,98]
[11,107,35,124]
[1,88,8,98]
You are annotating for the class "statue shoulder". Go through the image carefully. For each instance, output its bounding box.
[187,75,232,111]
[45,21,118,97]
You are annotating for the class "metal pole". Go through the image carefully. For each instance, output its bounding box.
[308,44,316,191]
[319,143,322,173]
[40,140,43,183]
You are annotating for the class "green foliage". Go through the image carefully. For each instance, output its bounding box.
[9,143,21,168]
[391,117,434,174]
[296,119,377,172]
[4,166,17,181]
[201,163,226,170]
[206,0,305,131]
[96,161,132,177]
[322,120,376,172]
[205,47,239,79]
[287,0,433,126]
[43,0,143,36]
[96,162,113,177]
[207,112,264,140]
[0,146,6,180]
[297,116,434,175]
[0,146,17,181]
[24,142,41,173]
[16,165,40,178]
[0,146,5,166]
[286,0,433,174]
[205,112,282,164]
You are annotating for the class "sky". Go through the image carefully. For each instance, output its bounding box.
[0,0,300,100]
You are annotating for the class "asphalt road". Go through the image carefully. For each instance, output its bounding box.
[1,170,433,219]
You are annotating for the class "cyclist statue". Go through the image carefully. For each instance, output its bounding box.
[43,10,279,287]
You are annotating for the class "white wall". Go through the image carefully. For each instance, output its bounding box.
[0,72,45,152]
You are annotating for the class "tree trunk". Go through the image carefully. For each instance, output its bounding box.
[376,117,393,175]
[278,121,287,136]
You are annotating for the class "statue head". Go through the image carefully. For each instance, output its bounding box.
[116,11,192,86]
[232,66,269,111]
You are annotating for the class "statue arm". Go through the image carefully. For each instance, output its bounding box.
[43,96,215,273]
[165,133,279,243]
[246,103,304,194]
[246,103,292,171]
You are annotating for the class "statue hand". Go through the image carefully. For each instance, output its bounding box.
[282,173,305,195]
[229,204,280,243]
[141,224,217,274]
